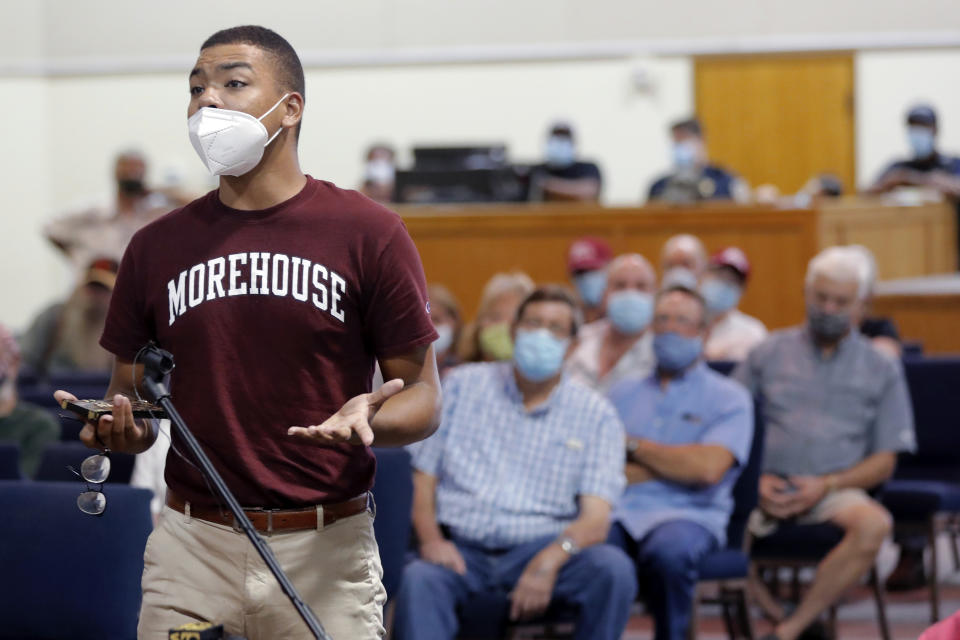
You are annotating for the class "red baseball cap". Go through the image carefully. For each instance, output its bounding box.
[709,247,751,281]
[567,237,613,274]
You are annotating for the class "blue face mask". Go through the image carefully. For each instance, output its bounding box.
[908,126,935,159]
[654,332,703,372]
[573,270,607,308]
[433,324,455,355]
[545,136,576,168]
[607,290,653,335]
[700,279,742,314]
[513,328,570,383]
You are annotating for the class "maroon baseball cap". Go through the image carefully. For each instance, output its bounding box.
[567,237,613,274]
[709,247,751,281]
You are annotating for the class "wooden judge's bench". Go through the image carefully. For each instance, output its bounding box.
[397,197,957,352]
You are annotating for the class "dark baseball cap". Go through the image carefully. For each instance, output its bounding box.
[907,105,937,128]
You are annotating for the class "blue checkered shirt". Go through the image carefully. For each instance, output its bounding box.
[411,362,626,549]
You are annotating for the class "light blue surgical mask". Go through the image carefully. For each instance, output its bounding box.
[700,279,742,315]
[607,290,654,335]
[513,328,570,383]
[672,140,699,171]
[433,324,455,355]
[573,270,607,308]
[908,126,935,159]
[654,332,703,372]
[545,136,576,168]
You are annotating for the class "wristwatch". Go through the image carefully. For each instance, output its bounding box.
[556,535,580,556]
[626,439,640,462]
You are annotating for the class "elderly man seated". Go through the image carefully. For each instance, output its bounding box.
[393,285,636,640]
[734,246,916,640]
[566,253,657,393]
[606,286,754,640]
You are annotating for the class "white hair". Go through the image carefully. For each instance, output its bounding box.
[805,246,870,300]
[846,244,878,294]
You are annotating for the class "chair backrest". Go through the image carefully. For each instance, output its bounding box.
[35,441,136,484]
[706,360,737,377]
[371,447,414,600]
[0,480,152,639]
[0,442,23,480]
[899,358,960,481]
[725,401,765,550]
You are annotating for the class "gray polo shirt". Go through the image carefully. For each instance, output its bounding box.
[733,326,915,476]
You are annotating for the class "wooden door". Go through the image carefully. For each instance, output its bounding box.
[694,53,855,195]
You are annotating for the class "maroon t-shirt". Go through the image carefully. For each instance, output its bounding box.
[101,177,437,508]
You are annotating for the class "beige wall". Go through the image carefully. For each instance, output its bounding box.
[2,1,960,331]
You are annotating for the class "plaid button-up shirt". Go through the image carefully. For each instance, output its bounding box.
[412,362,625,549]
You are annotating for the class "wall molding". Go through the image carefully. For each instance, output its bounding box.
[1,31,959,77]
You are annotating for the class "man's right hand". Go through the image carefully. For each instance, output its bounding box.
[54,390,154,454]
[420,538,467,575]
[758,474,799,519]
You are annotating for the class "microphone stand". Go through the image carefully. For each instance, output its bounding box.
[139,344,331,640]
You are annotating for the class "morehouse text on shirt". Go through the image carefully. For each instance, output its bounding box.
[167,252,348,326]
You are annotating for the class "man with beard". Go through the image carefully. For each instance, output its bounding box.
[20,258,117,376]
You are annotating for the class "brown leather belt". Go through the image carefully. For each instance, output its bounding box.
[165,490,372,533]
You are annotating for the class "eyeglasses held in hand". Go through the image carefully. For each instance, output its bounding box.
[68,450,111,516]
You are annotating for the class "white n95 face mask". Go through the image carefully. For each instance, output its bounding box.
[187,93,290,177]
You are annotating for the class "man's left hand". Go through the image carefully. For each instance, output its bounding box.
[785,475,828,516]
[509,546,565,622]
[287,379,404,446]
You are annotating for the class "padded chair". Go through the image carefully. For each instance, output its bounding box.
[881,357,960,622]
[749,520,890,639]
[0,480,153,639]
[688,400,765,640]
[371,446,414,600]
[34,441,136,484]
[0,442,23,479]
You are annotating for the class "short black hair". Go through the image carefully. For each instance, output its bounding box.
[656,285,708,328]
[202,26,304,97]
[515,285,583,337]
[671,117,703,138]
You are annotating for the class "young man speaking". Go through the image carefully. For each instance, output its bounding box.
[56,26,441,639]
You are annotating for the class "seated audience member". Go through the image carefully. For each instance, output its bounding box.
[528,122,602,202]
[19,258,118,376]
[734,246,916,640]
[647,118,749,204]
[660,233,707,289]
[0,325,59,478]
[607,286,753,640]
[459,271,535,363]
[359,143,396,204]
[44,149,182,276]
[567,254,657,393]
[393,286,635,640]
[566,236,614,323]
[847,244,902,360]
[701,247,768,361]
[868,105,960,199]
[428,283,463,378]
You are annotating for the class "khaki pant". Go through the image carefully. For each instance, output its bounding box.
[748,487,874,538]
[137,505,386,640]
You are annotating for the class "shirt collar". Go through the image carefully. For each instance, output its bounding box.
[648,360,707,387]
[501,362,566,415]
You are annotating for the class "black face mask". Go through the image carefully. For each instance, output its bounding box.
[807,305,851,342]
[118,179,145,195]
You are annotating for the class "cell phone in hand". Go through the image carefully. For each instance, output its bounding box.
[60,398,168,422]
